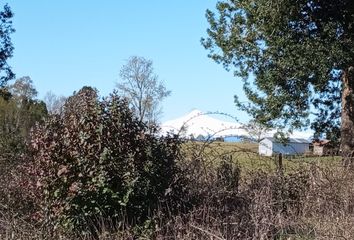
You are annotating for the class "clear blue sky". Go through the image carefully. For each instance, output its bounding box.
[8,1,249,123]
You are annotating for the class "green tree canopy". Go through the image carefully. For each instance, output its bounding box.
[0,77,47,168]
[0,4,15,85]
[0,77,47,214]
[202,0,354,157]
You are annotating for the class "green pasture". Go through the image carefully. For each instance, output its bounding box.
[182,141,342,173]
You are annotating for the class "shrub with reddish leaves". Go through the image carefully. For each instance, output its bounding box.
[29,87,182,234]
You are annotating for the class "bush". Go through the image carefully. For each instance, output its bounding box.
[0,80,47,224]
[28,87,182,234]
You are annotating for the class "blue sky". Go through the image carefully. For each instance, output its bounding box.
[8,1,249,123]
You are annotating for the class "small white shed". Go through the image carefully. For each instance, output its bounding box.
[259,137,310,156]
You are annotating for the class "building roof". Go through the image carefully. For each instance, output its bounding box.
[312,139,331,146]
[263,137,311,144]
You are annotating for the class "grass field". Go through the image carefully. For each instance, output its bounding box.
[182,141,342,174]
[0,140,348,239]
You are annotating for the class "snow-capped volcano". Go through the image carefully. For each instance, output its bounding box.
[160,109,248,138]
[160,109,314,140]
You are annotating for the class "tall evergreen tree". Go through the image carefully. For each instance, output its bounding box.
[202,0,354,161]
[0,4,15,86]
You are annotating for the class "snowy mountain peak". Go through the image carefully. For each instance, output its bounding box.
[160,109,314,141]
[186,109,204,117]
[161,109,246,138]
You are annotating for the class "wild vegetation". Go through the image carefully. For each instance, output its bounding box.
[1,1,354,239]
[0,82,350,239]
[1,131,353,239]
[202,0,354,161]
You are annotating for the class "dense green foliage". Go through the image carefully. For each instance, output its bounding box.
[29,87,181,233]
[202,0,354,143]
[0,4,15,86]
[0,77,47,219]
[0,77,47,168]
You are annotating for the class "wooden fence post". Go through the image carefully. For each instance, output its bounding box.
[277,153,283,174]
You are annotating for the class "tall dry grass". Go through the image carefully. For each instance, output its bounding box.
[1,140,354,239]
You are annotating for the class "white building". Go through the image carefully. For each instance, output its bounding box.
[259,137,311,156]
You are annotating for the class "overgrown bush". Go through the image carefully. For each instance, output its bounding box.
[155,140,313,240]
[3,90,354,239]
[0,78,47,225]
[28,87,182,235]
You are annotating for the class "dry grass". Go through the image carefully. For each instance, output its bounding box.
[1,140,353,240]
[182,140,341,174]
[152,164,354,240]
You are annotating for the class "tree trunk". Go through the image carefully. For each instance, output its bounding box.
[341,66,354,166]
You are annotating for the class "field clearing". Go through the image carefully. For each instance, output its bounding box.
[182,141,342,173]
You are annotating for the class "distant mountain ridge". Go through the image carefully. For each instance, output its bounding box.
[160,109,313,141]
[160,109,247,139]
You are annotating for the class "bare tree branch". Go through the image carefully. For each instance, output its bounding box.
[117,56,171,125]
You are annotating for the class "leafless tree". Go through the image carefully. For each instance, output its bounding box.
[117,56,171,125]
[243,120,271,142]
[10,76,37,102]
[44,91,66,114]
